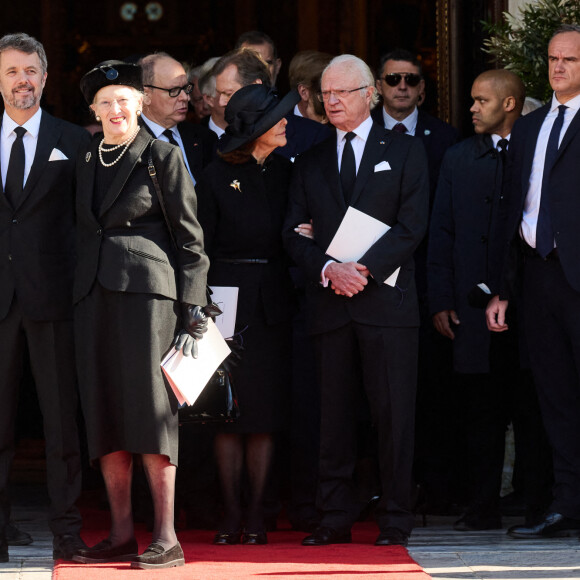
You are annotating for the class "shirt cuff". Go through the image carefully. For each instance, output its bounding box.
[320,260,336,287]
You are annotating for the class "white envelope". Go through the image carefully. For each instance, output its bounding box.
[374,160,391,172]
[49,148,68,161]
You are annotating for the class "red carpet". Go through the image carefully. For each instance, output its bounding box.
[54,509,431,579]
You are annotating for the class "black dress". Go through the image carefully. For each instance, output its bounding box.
[197,154,296,433]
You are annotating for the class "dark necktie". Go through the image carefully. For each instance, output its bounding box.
[392,123,407,134]
[162,128,179,147]
[537,104,567,258]
[497,138,509,164]
[340,132,356,204]
[4,126,27,206]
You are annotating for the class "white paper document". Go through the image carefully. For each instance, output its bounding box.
[209,286,239,339]
[326,206,400,287]
[161,319,231,406]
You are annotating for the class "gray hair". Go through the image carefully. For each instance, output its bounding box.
[138,51,175,85]
[323,54,379,108]
[551,24,580,42]
[0,32,47,75]
[191,56,220,86]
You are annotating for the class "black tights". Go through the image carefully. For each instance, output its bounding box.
[214,432,274,533]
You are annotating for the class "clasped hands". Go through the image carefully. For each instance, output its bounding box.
[326,261,369,297]
[173,302,223,358]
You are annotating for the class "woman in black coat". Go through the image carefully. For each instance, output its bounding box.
[196,85,299,545]
[72,61,209,569]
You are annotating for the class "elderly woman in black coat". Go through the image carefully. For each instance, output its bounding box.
[196,85,299,545]
[72,61,209,569]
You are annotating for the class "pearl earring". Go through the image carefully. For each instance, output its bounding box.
[96,116,101,122]
[137,110,141,116]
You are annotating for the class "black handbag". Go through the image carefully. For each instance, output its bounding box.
[178,362,240,424]
[147,142,240,424]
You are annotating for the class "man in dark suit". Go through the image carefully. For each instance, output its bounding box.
[283,54,429,547]
[139,52,216,184]
[0,32,90,562]
[372,48,460,515]
[429,70,551,531]
[487,24,580,538]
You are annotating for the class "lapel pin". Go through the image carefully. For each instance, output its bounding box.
[380,141,385,145]
[424,129,431,135]
[85,152,91,162]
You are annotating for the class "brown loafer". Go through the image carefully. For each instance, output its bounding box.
[130,542,185,569]
[73,537,138,563]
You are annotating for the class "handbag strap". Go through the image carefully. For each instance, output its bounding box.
[147,140,178,252]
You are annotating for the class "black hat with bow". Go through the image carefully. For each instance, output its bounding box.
[220,84,300,154]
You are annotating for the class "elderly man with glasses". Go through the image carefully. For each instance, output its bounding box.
[284,54,429,548]
[139,52,216,184]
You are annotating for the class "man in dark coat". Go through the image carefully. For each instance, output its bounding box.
[139,52,216,184]
[372,48,460,514]
[429,69,552,531]
[284,54,429,547]
[487,24,580,539]
[0,32,90,561]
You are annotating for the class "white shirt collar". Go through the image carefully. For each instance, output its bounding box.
[2,108,42,139]
[381,106,418,134]
[141,113,173,139]
[336,115,373,144]
[551,92,580,113]
[491,133,510,148]
[293,104,303,118]
[209,116,225,138]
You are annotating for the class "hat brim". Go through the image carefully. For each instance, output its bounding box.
[80,61,143,105]
[219,89,300,154]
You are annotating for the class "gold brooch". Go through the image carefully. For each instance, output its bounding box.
[230,179,242,192]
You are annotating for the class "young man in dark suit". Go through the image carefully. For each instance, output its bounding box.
[487,24,580,539]
[139,52,216,185]
[0,32,90,562]
[284,54,429,547]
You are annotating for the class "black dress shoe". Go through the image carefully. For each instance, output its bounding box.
[507,512,580,539]
[454,513,502,531]
[213,530,242,545]
[242,531,268,545]
[6,522,33,546]
[130,542,185,569]
[375,527,409,546]
[52,533,88,560]
[0,533,8,563]
[302,526,352,546]
[73,537,138,563]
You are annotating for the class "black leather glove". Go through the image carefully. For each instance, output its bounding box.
[173,304,209,358]
[183,304,209,339]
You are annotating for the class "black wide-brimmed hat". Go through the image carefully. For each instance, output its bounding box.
[80,60,143,104]
[220,85,300,154]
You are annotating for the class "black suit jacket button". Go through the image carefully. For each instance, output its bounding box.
[96,228,103,236]
[8,254,12,261]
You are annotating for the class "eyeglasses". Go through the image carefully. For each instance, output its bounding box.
[317,86,369,102]
[94,97,135,110]
[382,73,422,87]
[144,83,194,97]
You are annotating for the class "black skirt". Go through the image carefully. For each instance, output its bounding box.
[74,283,180,464]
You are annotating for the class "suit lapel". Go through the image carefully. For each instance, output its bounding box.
[350,123,391,206]
[16,112,61,209]
[98,128,151,217]
[78,137,99,221]
[522,105,549,192]
[319,133,346,211]
[177,123,200,179]
[555,105,580,162]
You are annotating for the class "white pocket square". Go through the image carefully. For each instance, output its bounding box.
[49,148,68,161]
[374,161,391,172]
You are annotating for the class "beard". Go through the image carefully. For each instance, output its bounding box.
[2,83,42,110]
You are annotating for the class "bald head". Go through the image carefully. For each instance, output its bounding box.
[474,69,525,116]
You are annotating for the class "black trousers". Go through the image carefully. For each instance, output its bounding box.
[314,321,418,534]
[0,298,82,536]
[522,253,580,518]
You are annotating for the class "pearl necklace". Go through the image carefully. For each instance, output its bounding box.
[98,126,140,167]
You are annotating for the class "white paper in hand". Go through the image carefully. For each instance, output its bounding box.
[161,319,231,406]
[325,206,400,286]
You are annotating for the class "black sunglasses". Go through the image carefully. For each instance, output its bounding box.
[144,83,193,97]
[382,73,422,87]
